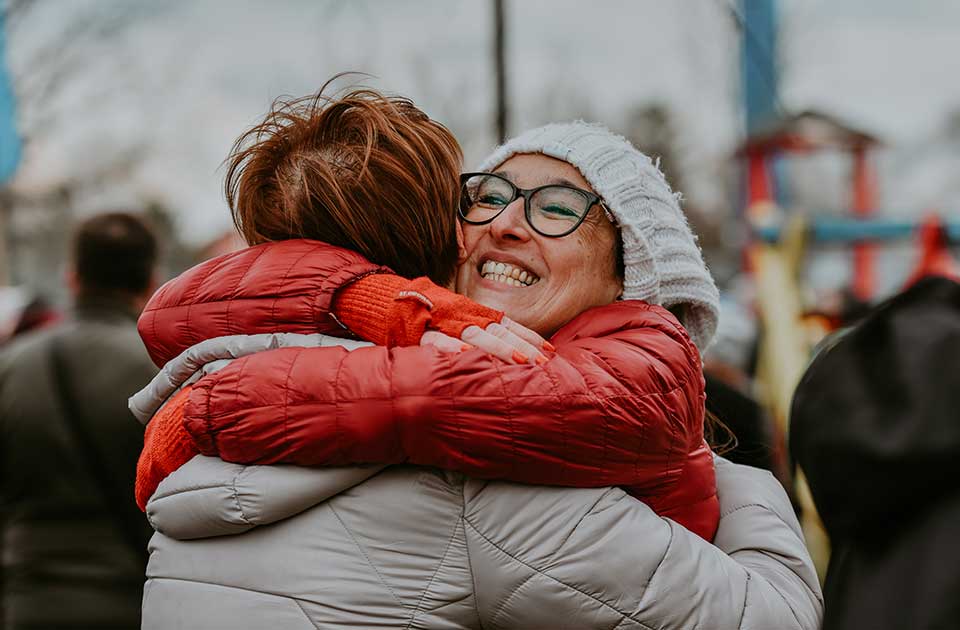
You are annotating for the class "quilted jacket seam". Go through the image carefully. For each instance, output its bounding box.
[640,304,699,352]
[720,502,776,519]
[764,565,805,629]
[459,506,485,630]
[490,358,518,479]
[737,571,750,629]
[552,490,612,561]
[575,350,625,486]
[591,344,687,492]
[462,518,653,630]
[634,517,675,615]
[146,575,324,626]
[489,573,538,625]
[230,467,253,526]
[282,348,306,460]
[149,307,159,364]
[721,496,822,603]
[404,516,463,630]
[327,503,409,611]
[447,352,459,470]
[334,350,347,461]
[151,481,243,501]
[271,244,324,330]
[226,243,269,336]
[536,361,571,484]
[388,351,403,461]
[291,598,322,630]
[204,370,218,455]
[184,257,220,349]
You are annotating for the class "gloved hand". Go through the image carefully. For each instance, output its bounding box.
[332,274,550,363]
[135,386,198,511]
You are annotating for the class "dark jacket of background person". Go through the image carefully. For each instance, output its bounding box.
[0,213,158,630]
[790,275,960,630]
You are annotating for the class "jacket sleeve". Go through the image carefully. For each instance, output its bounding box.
[184,301,705,491]
[708,456,823,628]
[469,457,822,630]
[137,239,388,367]
[145,455,384,540]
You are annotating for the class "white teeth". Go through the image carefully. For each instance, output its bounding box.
[479,259,540,287]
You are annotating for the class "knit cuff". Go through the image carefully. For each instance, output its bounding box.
[135,387,199,511]
[332,274,431,346]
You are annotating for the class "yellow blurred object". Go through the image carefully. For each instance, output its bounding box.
[748,209,831,580]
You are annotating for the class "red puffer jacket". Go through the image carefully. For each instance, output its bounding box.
[138,239,388,367]
[141,239,718,540]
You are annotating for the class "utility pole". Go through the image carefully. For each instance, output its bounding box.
[739,0,778,133]
[493,0,508,143]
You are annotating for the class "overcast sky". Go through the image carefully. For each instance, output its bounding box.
[5,0,960,245]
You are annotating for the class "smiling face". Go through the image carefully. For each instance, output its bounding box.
[455,153,623,337]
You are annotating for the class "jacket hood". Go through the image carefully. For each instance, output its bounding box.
[790,276,960,542]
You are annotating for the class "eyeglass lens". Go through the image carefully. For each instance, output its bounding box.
[461,174,591,236]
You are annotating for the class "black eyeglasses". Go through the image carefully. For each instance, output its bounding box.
[458,172,613,238]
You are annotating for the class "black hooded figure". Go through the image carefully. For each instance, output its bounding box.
[791,275,960,630]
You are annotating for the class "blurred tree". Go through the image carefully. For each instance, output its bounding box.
[626,103,727,276]
[142,199,197,279]
[627,104,684,194]
[0,1,185,297]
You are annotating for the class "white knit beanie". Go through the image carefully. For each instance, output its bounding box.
[477,121,720,351]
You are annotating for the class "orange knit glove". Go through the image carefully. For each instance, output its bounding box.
[332,274,504,347]
[135,386,199,511]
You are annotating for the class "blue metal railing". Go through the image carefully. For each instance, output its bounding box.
[753,217,960,244]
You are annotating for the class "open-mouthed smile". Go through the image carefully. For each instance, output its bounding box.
[479,259,540,287]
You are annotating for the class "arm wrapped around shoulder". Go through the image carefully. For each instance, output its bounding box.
[183,301,715,536]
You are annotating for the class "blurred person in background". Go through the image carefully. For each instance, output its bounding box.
[791,273,960,630]
[132,84,820,629]
[8,296,61,340]
[703,298,791,485]
[0,212,158,630]
[0,291,60,347]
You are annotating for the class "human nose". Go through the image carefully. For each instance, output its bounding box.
[489,197,532,243]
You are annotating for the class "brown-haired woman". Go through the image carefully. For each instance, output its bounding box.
[225,85,461,284]
[134,87,820,628]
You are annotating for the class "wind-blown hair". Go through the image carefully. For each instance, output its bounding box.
[225,79,463,284]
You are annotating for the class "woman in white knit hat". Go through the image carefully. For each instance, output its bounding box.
[450,121,725,538]
[463,121,720,350]
[139,119,821,628]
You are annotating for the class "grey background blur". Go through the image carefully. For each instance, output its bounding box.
[2,0,959,303]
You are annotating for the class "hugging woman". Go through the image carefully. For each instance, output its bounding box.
[134,85,822,629]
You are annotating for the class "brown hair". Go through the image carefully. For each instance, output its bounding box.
[73,212,158,296]
[225,79,463,285]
